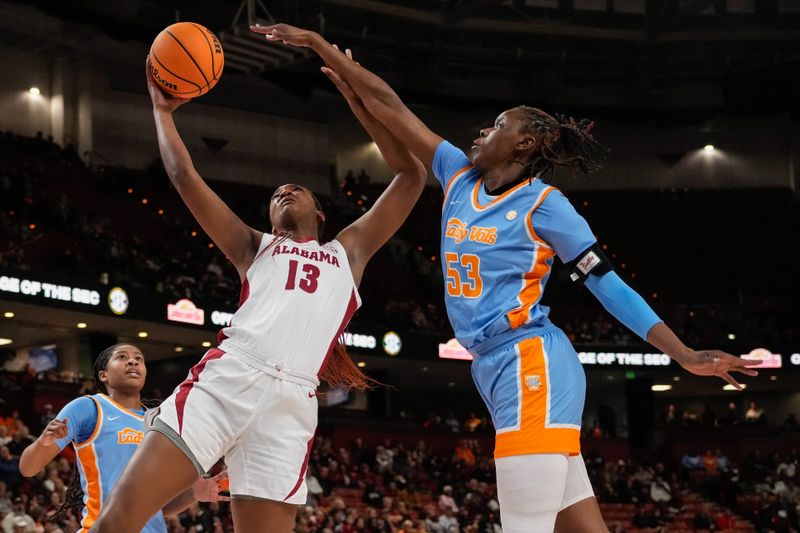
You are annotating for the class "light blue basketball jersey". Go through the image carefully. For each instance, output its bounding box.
[433,140,597,349]
[55,394,166,533]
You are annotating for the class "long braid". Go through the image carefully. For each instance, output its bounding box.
[49,344,127,520]
[516,106,607,180]
[320,340,378,391]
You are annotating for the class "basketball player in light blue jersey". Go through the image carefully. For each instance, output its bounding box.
[19,344,226,533]
[254,24,762,533]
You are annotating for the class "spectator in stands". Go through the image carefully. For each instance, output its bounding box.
[745,400,765,424]
[0,428,9,448]
[704,449,719,474]
[438,485,458,513]
[650,475,672,503]
[6,428,32,458]
[0,411,19,437]
[681,450,703,471]
[718,401,739,427]
[663,403,681,427]
[0,447,20,491]
[0,481,11,515]
[715,449,731,473]
[180,503,213,532]
[1,497,33,533]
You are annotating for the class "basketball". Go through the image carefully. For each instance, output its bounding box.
[148,22,224,98]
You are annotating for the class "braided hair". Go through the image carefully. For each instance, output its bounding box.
[514,106,607,181]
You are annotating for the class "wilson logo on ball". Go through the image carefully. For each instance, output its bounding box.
[148,22,224,97]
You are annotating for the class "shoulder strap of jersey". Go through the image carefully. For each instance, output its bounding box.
[73,395,103,450]
[524,185,558,245]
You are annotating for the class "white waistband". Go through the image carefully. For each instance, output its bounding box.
[221,343,320,388]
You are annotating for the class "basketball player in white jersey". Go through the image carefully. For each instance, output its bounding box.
[90,59,426,533]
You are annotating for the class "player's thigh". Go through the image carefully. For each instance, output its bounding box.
[495,453,569,533]
[226,375,317,503]
[555,496,609,533]
[231,498,298,533]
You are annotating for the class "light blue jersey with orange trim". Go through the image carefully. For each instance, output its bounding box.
[434,141,596,349]
[55,394,166,533]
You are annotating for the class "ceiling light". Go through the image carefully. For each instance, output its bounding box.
[356,361,366,368]
[76,322,87,329]
[723,384,745,391]
[672,376,681,382]
[201,341,212,348]
[0,338,12,346]
[727,333,736,340]
[651,384,672,392]
[3,312,14,318]
[174,346,184,353]
[704,144,715,152]
[28,87,40,96]
[137,331,148,338]
[770,375,777,381]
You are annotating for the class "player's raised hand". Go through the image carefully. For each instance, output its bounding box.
[145,58,190,113]
[249,23,319,48]
[679,349,760,390]
[39,418,68,447]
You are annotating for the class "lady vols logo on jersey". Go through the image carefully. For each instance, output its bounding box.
[117,428,144,445]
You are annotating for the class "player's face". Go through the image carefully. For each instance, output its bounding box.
[100,344,146,392]
[269,184,321,233]
[469,108,531,170]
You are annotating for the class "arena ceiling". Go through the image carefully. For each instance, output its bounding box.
[4,0,800,116]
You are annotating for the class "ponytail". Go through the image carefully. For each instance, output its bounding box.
[516,106,607,180]
[320,340,377,391]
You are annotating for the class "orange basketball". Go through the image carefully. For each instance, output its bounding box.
[148,22,224,98]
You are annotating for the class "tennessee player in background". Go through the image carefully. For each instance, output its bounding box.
[253,24,761,533]
[19,344,227,533]
[87,59,425,533]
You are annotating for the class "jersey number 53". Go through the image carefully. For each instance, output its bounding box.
[444,252,483,298]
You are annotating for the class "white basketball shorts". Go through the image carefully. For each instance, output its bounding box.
[149,348,318,505]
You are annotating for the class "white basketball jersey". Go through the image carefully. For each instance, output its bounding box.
[217,235,361,386]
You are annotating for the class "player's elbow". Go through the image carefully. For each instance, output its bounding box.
[363,90,403,118]
[397,160,427,187]
[18,457,40,478]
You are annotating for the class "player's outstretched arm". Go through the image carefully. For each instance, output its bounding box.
[645,322,759,390]
[250,24,442,169]
[323,50,426,285]
[538,189,760,391]
[146,61,262,280]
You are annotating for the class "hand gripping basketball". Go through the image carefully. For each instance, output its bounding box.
[192,470,230,502]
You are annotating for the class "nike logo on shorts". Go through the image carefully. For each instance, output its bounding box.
[108,416,120,421]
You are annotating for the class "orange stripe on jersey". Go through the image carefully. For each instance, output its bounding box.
[525,186,557,245]
[76,443,102,531]
[505,185,558,329]
[442,164,473,208]
[471,177,529,211]
[76,396,103,447]
[506,246,555,329]
[494,337,579,458]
